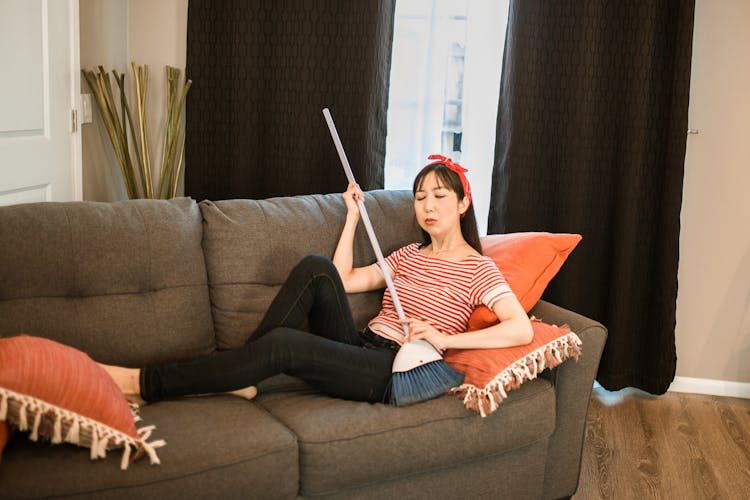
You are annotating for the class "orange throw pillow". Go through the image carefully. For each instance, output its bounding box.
[445,319,581,416]
[468,232,582,330]
[0,335,165,469]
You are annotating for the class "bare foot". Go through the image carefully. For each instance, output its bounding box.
[230,386,257,401]
[124,392,147,407]
[98,363,146,406]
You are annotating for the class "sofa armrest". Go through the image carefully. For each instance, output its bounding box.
[528,300,608,500]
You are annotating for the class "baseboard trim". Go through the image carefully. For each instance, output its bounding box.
[668,376,750,399]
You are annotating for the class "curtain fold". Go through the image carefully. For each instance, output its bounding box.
[489,0,695,393]
[185,1,396,200]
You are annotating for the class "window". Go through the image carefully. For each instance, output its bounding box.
[385,0,510,235]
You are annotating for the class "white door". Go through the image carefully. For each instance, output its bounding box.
[0,0,82,205]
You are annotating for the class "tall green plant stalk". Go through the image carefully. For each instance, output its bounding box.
[159,66,192,199]
[82,64,192,199]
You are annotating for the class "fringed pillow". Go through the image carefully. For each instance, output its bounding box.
[0,335,165,470]
[445,319,582,417]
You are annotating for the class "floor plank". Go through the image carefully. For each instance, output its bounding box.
[574,388,750,500]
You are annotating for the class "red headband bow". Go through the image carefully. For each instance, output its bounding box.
[426,154,472,205]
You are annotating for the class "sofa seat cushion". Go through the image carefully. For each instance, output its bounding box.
[256,376,555,497]
[0,397,298,499]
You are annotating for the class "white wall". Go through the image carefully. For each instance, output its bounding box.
[79,0,187,201]
[79,0,127,201]
[674,0,750,388]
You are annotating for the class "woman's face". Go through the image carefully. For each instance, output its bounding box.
[413,171,469,237]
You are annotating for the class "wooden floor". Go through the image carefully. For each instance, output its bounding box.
[573,387,750,500]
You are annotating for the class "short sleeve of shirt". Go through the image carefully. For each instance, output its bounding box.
[380,243,419,278]
[469,258,515,310]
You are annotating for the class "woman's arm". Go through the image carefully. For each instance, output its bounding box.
[332,183,386,293]
[408,295,533,351]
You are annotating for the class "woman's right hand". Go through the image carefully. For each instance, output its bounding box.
[343,183,364,218]
[335,182,385,293]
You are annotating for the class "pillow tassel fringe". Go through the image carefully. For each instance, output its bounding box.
[65,416,80,443]
[451,332,582,417]
[0,391,7,420]
[96,432,111,459]
[140,438,166,466]
[137,424,155,440]
[52,413,63,443]
[30,409,42,441]
[18,400,28,430]
[0,387,165,470]
[121,442,132,470]
[136,424,166,465]
[90,427,99,460]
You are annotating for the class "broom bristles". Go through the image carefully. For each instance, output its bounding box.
[388,360,464,407]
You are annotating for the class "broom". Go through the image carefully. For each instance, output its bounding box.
[322,108,464,406]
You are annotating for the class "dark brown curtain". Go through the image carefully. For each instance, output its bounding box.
[489,0,695,393]
[185,1,396,200]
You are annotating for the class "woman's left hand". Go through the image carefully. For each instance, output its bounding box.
[404,318,450,353]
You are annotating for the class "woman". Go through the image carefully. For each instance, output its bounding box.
[102,156,533,405]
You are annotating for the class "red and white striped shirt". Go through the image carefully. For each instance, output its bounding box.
[368,243,514,344]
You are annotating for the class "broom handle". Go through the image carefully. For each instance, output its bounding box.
[323,108,410,339]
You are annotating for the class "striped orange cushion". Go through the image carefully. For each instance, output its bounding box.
[0,335,164,469]
[445,319,581,416]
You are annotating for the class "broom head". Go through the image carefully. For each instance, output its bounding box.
[388,340,464,406]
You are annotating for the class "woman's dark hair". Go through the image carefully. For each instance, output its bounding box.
[412,162,483,255]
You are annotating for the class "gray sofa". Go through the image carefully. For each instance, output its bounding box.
[0,191,606,499]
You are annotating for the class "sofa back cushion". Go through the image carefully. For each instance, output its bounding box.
[0,198,215,365]
[200,190,422,349]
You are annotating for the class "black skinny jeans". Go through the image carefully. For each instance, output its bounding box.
[140,255,397,403]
